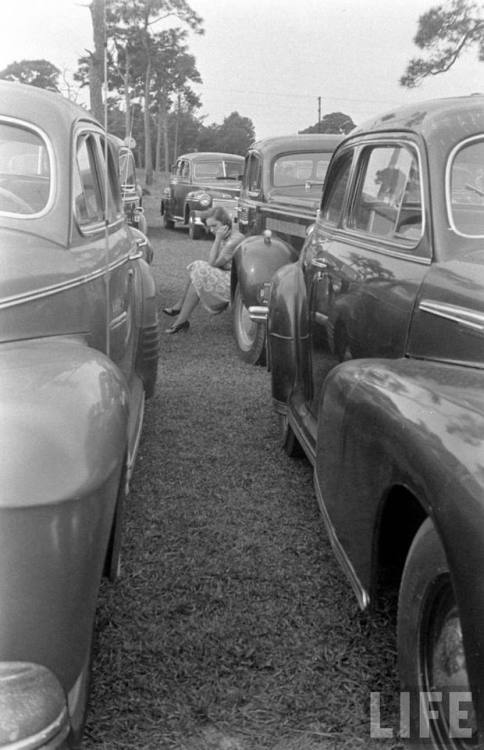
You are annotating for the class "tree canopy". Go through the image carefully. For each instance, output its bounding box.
[0,59,61,91]
[401,0,484,87]
[300,112,356,135]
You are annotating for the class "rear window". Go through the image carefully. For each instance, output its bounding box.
[272,152,331,187]
[193,159,242,180]
[448,137,484,237]
[0,121,51,215]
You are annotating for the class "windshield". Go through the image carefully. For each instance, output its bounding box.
[193,159,242,180]
[272,152,331,188]
[448,137,484,237]
[119,149,136,186]
[0,122,51,215]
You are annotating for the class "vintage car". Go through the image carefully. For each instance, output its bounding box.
[268,95,484,747]
[231,134,342,365]
[160,151,244,239]
[117,140,148,233]
[109,135,153,264]
[0,81,159,748]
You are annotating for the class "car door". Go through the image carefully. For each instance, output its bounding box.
[306,137,431,418]
[72,129,140,389]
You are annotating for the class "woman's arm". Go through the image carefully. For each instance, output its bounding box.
[213,230,244,268]
[208,225,231,266]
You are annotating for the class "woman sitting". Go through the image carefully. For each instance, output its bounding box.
[163,206,243,334]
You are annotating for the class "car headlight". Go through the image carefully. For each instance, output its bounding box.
[0,662,70,749]
[188,191,212,208]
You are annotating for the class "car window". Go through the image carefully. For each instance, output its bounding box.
[193,160,225,180]
[74,134,104,226]
[0,121,51,215]
[244,153,261,192]
[99,135,122,221]
[180,161,190,179]
[448,137,484,237]
[320,149,353,226]
[224,160,243,179]
[273,152,331,187]
[119,149,136,187]
[348,144,423,246]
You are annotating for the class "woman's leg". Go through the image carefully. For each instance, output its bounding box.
[165,280,191,313]
[172,282,200,324]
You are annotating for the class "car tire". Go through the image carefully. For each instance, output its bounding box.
[278,412,304,458]
[162,211,175,230]
[233,283,266,366]
[188,212,204,240]
[397,518,476,748]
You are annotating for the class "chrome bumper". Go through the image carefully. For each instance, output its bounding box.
[248,305,268,322]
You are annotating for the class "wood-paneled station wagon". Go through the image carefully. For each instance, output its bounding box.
[160,151,244,239]
[232,134,342,365]
[0,81,159,748]
[268,96,484,748]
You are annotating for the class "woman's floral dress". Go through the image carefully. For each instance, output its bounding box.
[187,231,242,314]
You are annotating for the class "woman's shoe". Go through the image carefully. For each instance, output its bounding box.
[165,320,190,334]
[162,306,181,316]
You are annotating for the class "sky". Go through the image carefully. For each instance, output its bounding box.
[1,0,483,140]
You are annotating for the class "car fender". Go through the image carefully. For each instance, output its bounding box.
[134,254,157,328]
[231,233,297,309]
[315,357,484,693]
[267,259,308,406]
[0,336,129,692]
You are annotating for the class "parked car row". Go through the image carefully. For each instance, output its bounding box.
[161,95,484,749]
[0,81,159,748]
[3,77,484,750]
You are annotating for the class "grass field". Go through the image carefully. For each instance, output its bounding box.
[83,185,402,750]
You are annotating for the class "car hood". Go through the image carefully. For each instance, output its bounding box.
[408,246,484,369]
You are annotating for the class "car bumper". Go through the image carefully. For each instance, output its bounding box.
[248,304,268,322]
[0,662,71,749]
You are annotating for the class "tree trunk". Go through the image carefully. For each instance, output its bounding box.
[155,103,162,173]
[88,0,104,124]
[143,57,153,185]
[124,51,131,140]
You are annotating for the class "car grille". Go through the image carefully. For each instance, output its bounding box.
[212,197,237,216]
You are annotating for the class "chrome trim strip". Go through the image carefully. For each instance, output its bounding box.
[0,254,131,310]
[260,204,314,223]
[110,310,128,329]
[419,299,484,332]
[314,471,370,610]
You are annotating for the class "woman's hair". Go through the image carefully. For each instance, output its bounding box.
[206,206,232,227]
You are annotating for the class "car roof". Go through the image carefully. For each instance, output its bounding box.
[177,151,245,161]
[0,80,100,132]
[351,94,484,141]
[249,134,344,158]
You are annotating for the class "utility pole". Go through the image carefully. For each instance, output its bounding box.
[318,96,322,132]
